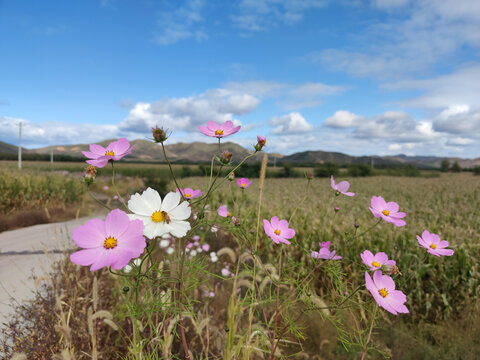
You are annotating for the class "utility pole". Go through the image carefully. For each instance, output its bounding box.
[371,156,374,169]
[18,122,22,169]
[50,148,54,163]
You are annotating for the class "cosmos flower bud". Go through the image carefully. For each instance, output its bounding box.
[84,165,97,184]
[254,135,266,152]
[334,206,340,212]
[152,125,168,143]
[382,264,402,276]
[228,171,235,181]
[306,172,314,181]
[219,150,233,165]
[232,217,241,226]
[354,223,360,228]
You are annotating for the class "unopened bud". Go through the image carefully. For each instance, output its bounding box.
[232,217,241,226]
[354,223,360,228]
[228,171,235,181]
[382,264,402,276]
[152,125,168,143]
[254,135,266,152]
[334,206,340,212]
[84,165,97,184]
[219,150,233,165]
[306,172,314,180]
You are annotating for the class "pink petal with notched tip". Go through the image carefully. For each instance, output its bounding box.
[206,121,221,131]
[220,120,234,131]
[70,248,103,267]
[105,209,130,239]
[82,151,101,159]
[86,158,109,168]
[434,248,454,256]
[109,138,130,154]
[73,218,105,248]
[336,181,350,193]
[198,125,213,136]
[225,125,241,135]
[110,248,138,270]
[89,250,115,271]
[330,176,336,190]
[90,144,106,155]
[385,201,399,213]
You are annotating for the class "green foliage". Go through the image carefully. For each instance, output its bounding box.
[473,165,480,176]
[441,159,450,172]
[347,163,372,177]
[314,162,340,177]
[451,160,461,172]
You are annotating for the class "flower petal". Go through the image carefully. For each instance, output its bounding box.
[73,218,106,248]
[142,188,162,211]
[169,201,191,220]
[161,192,181,213]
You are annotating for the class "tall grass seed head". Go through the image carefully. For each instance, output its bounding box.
[417,230,454,257]
[82,138,135,168]
[263,216,295,245]
[127,187,191,239]
[365,270,409,315]
[369,195,406,227]
[70,209,146,271]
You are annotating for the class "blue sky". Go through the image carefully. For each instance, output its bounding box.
[1,0,479,157]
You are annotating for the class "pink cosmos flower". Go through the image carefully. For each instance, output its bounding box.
[311,241,342,260]
[365,270,409,315]
[263,216,295,245]
[70,209,146,271]
[218,205,232,218]
[369,196,406,227]
[176,187,203,199]
[237,178,252,188]
[198,120,241,138]
[330,176,355,196]
[417,230,454,257]
[361,250,396,271]
[82,138,135,168]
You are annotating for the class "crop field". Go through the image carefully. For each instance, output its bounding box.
[2,158,479,359]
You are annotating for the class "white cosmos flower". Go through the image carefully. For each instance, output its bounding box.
[128,188,191,239]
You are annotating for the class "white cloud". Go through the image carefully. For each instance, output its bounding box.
[313,0,480,78]
[269,112,314,134]
[153,0,207,45]
[232,0,326,32]
[119,88,259,133]
[0,116,120,148]
[324,110,362,128]
[432,105,480,137]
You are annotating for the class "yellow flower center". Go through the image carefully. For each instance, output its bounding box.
[151,211,165,223]
[430,244,437,249]
[378,288,388,298]
[227,212,232,217]
[185,193,192,198]
[105,150,115,156]
[241,183,246,187]
[104,236,117,249]
[215,129,224,136]
[382,210,390,216]
[372,261,380,268]
[274,229,281,235]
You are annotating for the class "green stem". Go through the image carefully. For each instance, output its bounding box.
[87,187,112,211]
[110,162,129,211]
[161,143,185,200]
[361,306,378,360]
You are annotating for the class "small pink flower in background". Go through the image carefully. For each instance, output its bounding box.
[417,230,454,257]
[82,138,135,168]
[330,176,355,196]
[369,196,406,227]
[70,209,146,271]
[221,265,234,277]
[365,271,409,315]
[311,241,342,260]
[103,185,109,190]
[202,244,210,252]
[237,178,252,188]
[218,205,232,218]
[198,120,241,138]
[263,216,295,245]
[361,250,396,271]
[176,187,203,199]
[113,195,119,200]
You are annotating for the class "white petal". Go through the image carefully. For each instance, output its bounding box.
[153,223,171,238]
[161,192,181,212]
[143,222,159,239]
[169,201,191,220]
[128,213,151,225]
[169,220,191,238]
[128,193,153,215]
[142,188,162,211]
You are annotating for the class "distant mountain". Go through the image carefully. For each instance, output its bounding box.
[0,140,18,154]
[1,139,479,168]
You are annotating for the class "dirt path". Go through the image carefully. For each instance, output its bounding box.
[0,216,99,327]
